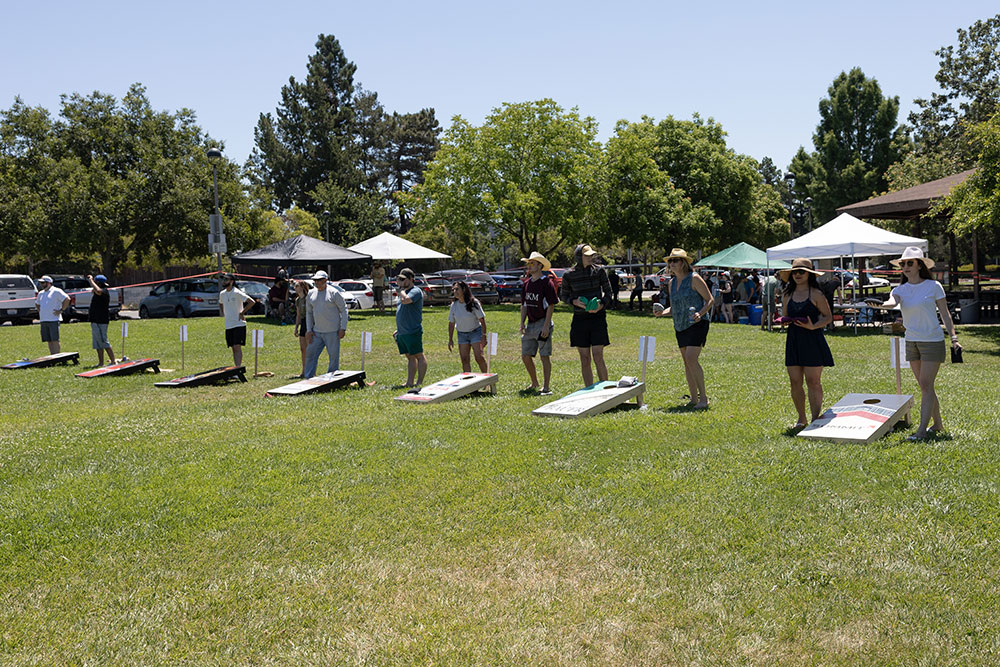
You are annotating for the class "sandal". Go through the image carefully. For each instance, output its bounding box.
[906,433,927,442]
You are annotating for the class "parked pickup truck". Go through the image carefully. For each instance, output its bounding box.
[0,274,39,325]
[50,275,123,321]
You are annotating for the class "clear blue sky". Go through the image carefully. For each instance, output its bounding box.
[3,1,996,171]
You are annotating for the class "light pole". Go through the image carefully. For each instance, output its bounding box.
[784,171,797,239]
[207,147,225,292]
[805,196,813,233]
[322,209,330,243]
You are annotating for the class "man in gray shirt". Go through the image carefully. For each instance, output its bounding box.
[304,270,349,378]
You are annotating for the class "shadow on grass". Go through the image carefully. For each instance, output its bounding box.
[963,326,1000,356]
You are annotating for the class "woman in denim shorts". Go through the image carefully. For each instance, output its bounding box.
[447,281,488,373]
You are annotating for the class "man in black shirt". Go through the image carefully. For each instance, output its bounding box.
[87,274,116,366]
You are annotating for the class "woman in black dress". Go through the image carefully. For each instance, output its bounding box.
[780,258,834,429]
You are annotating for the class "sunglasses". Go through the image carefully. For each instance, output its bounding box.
[901,259,921,267]
[667,258,684,264]
[791,269,808,276]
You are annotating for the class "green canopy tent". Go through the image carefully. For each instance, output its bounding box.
[694,242,791,328]
[694,242,792,270]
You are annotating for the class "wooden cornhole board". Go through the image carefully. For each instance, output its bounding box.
[154,365,247,388]
[265,370,367,397]
[394,372,497,403]
[76,358,160,378]
[2,352,79,369]
[533,380,645,419]
[798,393,913,443]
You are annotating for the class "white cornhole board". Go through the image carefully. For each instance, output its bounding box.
[394,372,498,403]
[798,393,913,443]
[533,380,645,419]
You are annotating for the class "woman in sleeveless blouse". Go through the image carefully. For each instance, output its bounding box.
[779,258,834,430]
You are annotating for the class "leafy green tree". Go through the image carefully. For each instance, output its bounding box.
[0,85,258,275]
[944,111,1000,235]
[403,99,601,258]
[910,14,1000,164]
[789,68,907,223]
[385,109,440,232]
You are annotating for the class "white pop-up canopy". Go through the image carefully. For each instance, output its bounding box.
[348,232,451,261]
[766,213,928,261]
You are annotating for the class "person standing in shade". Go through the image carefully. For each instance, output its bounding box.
[719,271,734,323]
[371,261,388,313]
[268,270,290,323]
[760,271,781,330]
[35,276,70,354]
[394,268,427,390]
[608,268,621,310]
[219,273,256,367]
[304,270,348,378]
[87,274,116,366]
[448,281,488,373]
[560,244,613,387]
[519,251,557,395]
[779,259,834,430]
[874,247,960,440]
[654,249,714,409]
[292,280,310,377]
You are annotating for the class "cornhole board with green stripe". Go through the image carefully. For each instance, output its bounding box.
[154,366,247,387]
[76,358,160,378]
[533,380,645,418]
[265,370,367,397]
[394,372,497,403]
[2,352,79,369]
[798,393,912,443]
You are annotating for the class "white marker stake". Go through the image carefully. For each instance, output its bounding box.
[180,325,188,370]
[121,321,129,358]
[486,331,499,375]
[360,331,373,370]
[890,336,911,425]
[252,329,263,377]
[638,335,656,384]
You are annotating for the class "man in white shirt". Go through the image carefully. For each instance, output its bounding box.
[304,270,349,378]
[35,275,70,354]
[218,273,256,367]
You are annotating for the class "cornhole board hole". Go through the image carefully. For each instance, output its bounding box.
[533,380,645,419]
[798,393,913,443]
[265,370,367,397]
[2,352,79,369]
[394,372,498,403]
[76,358,160,378]
[154,365,247,388]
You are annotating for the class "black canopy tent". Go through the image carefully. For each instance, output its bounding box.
[231,235,371,267]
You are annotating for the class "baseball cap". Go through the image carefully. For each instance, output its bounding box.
[39,275,53,284]
[312,270,329,280]
[95,274,108,284]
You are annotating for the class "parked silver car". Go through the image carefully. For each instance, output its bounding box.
[138,279,222,318]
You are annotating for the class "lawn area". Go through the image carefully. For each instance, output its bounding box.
[2,307,999,664]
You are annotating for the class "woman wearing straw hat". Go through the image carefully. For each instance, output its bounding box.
[874,247,960,440]
[778,258,834,430]
[654,248,714,409]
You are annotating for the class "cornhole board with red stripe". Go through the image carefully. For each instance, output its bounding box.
[532,380,645,418]
[2,352,79,369]
[76,358,160,378]
[154,366,247,387]
[265,370,366,397]
[394,372,497,403]
[798,393,913,443]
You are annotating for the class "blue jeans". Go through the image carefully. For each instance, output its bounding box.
[304,330,341,378]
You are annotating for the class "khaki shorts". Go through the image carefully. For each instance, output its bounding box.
[905,339,946,363]
[521,319,554,357]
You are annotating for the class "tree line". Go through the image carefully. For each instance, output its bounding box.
[3,18,999,276]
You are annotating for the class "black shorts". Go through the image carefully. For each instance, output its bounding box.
[675,319,709,348]
[225,326,246,347]
[569,310,610,348]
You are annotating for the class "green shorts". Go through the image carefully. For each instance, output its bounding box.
[396,331,423,355]
[905,339,946,363]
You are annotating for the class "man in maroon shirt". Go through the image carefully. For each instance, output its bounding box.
[519,252,558,395]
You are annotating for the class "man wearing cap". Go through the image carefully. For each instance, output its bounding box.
[304,270,349,378]
[35,276,70,354]
[268,270,290,323]
[87,274,116,366]
[559,244,613,386]
[519,252,558,395]
[393,267,427,390]
[219,273,256,367]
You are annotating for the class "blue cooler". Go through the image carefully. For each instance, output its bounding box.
[748,304,762,325]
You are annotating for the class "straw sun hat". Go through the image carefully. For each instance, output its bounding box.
[777,258,825,282]
[520,251,552,271]
[664,248,694,265]
[890,246,935,270]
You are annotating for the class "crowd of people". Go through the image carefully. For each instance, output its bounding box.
[32,246,960,441]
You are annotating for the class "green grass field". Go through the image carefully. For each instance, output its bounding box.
[2,308,999,664]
